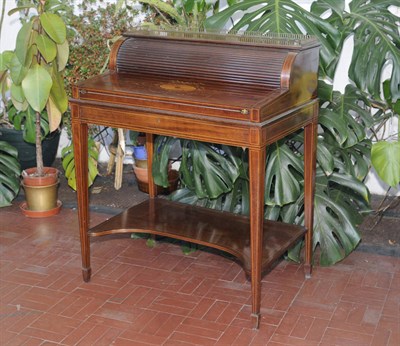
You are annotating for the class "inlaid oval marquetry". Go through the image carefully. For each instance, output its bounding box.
[159,83,197,92]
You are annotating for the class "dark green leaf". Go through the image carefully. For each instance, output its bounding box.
[0,141,21,207]
[319,85,372,147]
[180,141,240,199]
[265,142,303,206]
[347,0,400,100]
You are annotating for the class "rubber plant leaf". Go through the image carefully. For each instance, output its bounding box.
[9,54,28,85]
[36,34,57,63]
[0,141,21,207]
[204,0,340,79]
[7,5,35,16]
[371,141,400,187]
[56,40,69,71]
[22,106,37,143]
[15,21,33,64]
[347,0,400,101]
[264,141,303,206]
[39,13,66,45]
[319,85,373,148]
[50,64,68,113]
[46,97,62,132]
[0,51,14,71]
[10,84,25,103]
[21,64,52,113]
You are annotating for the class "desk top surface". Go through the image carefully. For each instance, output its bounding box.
[77,72,283,111]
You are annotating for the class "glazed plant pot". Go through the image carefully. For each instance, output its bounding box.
[20,167,61,217]
[22,180,59,211]
[133,146,147,160]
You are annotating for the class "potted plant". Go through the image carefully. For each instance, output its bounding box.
[0,0,69,217]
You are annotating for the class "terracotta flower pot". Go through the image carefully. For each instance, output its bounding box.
[133,165,179,195]
[22,167,59,187]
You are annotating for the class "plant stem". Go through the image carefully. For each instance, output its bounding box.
[0,0,5,39]
[35,111,44,176]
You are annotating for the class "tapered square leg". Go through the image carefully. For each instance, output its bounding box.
[71,119,91,282]
[303,117,318,279]
[248,147,266,329]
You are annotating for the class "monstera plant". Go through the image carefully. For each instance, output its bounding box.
[124,0,400,265]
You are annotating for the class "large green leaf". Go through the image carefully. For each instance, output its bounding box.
[265,142,303,206]
[15,21,33,64]
[56,40,69,71]
[61,139,99,190]
[347,0,400,101]
[311,0,345,20]
[204,0,340,79]
[319,85,373,148]
[313,187,362,266]
[180,141,241,199]
[152,136,179,187]
[22,106,37,143]
[11,84,25,103]
[371,141,400,187]
[50,64,68,113]
[287,171,368,266]
[333,140,371,181]
[0,141,21,207]
[39,13,67,44]
[0,51,14,71]
[21,64,52,113]
[36,34,57,63]
[9,54,28,85]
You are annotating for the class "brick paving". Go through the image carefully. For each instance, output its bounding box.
[1,204,399,345]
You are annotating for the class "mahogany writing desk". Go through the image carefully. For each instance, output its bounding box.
[70,29,320,329]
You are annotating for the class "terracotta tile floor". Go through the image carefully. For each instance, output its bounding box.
[1,204,399,345]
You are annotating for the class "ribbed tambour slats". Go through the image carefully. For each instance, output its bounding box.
[116,38,286,89]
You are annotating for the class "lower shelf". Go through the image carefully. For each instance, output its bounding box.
[89,199,306,274]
